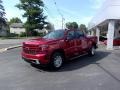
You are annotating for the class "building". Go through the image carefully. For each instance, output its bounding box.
[10,23,54,35]
[0,18,8,36]
[88,0,120,49]
[10,23,25,34]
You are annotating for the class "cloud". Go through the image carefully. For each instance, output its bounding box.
[60,7,82,18]
[47,15,93,29]
[45,6,93,29]
[47,16,63,29]
[78,16,93,26]
[3,0,26,22]
[5,10,26,22]
[89,0,105,9]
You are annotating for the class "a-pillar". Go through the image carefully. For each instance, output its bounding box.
[107,20,115,50]
[96,27,100,44]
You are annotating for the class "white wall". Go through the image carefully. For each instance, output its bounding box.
[10,27,25,34]
[89,0,120,29]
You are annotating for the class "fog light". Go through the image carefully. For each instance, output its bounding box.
[36,60,40,64]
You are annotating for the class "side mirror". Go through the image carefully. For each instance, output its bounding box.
[67,36,71,40]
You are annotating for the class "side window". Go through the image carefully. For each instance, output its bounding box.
[67,31,75,40]
[75,31,84,38]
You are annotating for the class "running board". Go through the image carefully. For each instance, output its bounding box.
[70,53,88,60]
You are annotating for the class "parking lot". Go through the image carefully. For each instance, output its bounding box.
[0,47,120,90]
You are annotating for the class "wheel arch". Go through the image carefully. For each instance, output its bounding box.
[50,49,66,61]
[92,42,98,49]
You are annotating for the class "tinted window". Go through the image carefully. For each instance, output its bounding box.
[43,30,65,39]
[75,30,84,38]
[67,31,75,40]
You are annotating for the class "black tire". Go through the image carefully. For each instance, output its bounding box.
[49,52,64,70]
[88,46,95,56]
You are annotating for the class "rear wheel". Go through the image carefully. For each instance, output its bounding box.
[88,46,95,56]
[50,52,64,70]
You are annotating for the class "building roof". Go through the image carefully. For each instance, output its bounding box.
[88,0,120,29]
[10,23,24,28]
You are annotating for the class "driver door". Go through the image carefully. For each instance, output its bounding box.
[64,30,78,59]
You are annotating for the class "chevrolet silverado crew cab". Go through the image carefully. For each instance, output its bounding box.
[22,29,98,69]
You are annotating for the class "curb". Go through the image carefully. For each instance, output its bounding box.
[0,48,7,53]
[0,45,22,53]
[6,45,22,50]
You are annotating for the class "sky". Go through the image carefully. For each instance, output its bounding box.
[3,0,105,29]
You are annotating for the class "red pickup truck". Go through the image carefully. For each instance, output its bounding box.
[22,29,98,69]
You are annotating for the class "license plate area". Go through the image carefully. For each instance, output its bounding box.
[30,60,40,64]
[23,57,40,64]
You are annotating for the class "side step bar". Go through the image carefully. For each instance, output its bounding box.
[70,53,88,60]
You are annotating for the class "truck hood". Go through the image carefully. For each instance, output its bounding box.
[23,37,58,46]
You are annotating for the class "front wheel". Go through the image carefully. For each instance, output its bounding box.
[50,52,64,70]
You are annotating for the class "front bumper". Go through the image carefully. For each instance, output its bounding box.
[22,52,49,65]
[22,56,40,64]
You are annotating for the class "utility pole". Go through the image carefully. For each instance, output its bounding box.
[53,0,65,29]
[62,17,65,29]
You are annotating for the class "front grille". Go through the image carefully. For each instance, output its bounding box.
[23,45,40,55]
[24,49,38,55]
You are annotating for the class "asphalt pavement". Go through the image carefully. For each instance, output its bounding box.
[0,48,120,90]
[0,38,32,49]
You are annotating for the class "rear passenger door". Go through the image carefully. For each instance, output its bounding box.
[75,30,88,54]
[75,30,83,54]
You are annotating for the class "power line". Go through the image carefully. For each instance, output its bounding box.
[43,4,58,27]
[44,0,65,29]
[44,6,55,19]
[53,0,63,18]
[43,9,56,30]
[44,0,87,27]
[53,0,65,29]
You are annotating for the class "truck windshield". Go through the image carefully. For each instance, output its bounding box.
[43,30,65,39]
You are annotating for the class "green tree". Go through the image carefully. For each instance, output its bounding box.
[79,24,88,34]
[66,22,78,29]
[9,17,22,25]
[0,0,9,35]
[0,0,5,19]
[16,0,47,36]
[45,22,54,32]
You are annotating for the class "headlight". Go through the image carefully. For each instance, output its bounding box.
[39,45,49,51]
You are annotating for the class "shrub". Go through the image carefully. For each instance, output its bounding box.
[19,32,27,37]
[9,33,18,37]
